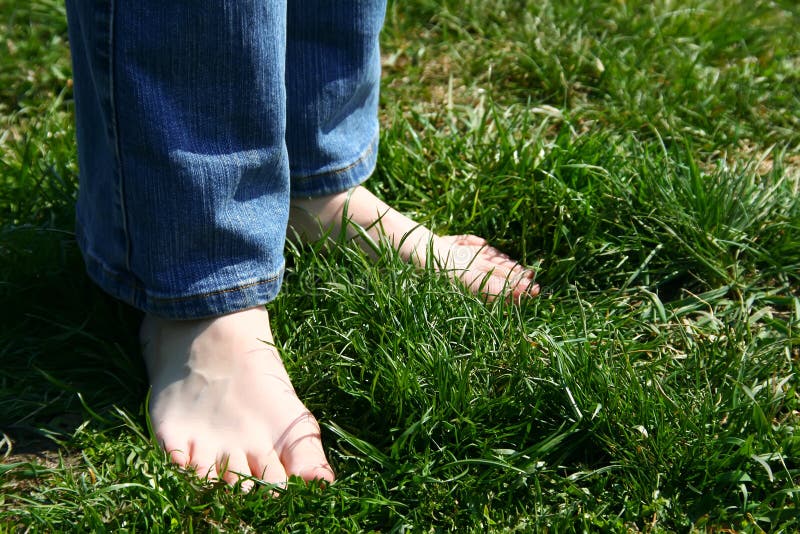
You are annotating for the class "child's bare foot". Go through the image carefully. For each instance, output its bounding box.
[140,307,334,490]
[289,186,539,300]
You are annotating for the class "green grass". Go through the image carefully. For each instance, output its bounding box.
[2,0,799,531]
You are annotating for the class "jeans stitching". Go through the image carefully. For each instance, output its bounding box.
[85,242,282,305]
[290,131,378,182]
[145,274,282,303]
[107,0,132,273]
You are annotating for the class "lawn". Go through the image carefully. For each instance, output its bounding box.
[1,0,799,531]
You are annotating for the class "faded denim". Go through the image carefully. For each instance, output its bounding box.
[65,1,386,319]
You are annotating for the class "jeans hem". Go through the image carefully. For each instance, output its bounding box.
[79,235,284,319]
[289,133,378,198]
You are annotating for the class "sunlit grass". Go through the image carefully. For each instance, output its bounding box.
[1,0,798,531]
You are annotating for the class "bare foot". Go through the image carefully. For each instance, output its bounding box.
[140,307,334,490]
[289,186,539,301]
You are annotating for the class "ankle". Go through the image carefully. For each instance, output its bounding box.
[140,307,273,380]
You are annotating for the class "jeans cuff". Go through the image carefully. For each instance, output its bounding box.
[79,236,284,319]
[289,133,378,198]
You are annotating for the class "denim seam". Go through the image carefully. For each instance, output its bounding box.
[83,240,282,305]
[146,274,283,303]
[107,0,132,273]
[290,131,378,182]
[80,235,143,289]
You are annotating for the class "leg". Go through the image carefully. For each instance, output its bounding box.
[285,0,386,198]
[67,0,289,316]
[66,0,333,487]
[284,1,538,301]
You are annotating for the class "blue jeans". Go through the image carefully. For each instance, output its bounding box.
[65,1,386,319]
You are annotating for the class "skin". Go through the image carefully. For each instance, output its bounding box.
[140,185,539,490]
[287,186,539,302]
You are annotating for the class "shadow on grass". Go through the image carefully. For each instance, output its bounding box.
[0,225,146,461]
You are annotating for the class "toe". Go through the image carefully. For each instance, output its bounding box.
[192,462,218,482]
[446,234,488,247]
[511,278,540,300]
[299,464,335,483]
[465,268,539,302]
[482,246,513,261]
[247,449,288,487]
[217,451,252,489]
[464,271,505,300]
[486,253,526,271]
[526,281,541,296]
[188,442,220,481]
[160,436,191,468]
[277,414,335,484]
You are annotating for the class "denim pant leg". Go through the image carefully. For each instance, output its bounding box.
[66,1,290,319]
[286,1,387,197]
